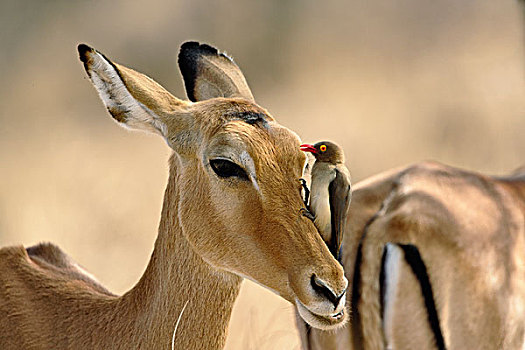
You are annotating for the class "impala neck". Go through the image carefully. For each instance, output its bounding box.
[118,158,242,349]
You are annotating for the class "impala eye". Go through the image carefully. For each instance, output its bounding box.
[210,159,249,180]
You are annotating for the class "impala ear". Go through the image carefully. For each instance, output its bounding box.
[78,44,190,140]
[178,42,255,102]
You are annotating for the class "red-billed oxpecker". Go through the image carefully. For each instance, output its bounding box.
[300,141,351,259]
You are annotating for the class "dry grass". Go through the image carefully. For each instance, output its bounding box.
[0,1,523,349]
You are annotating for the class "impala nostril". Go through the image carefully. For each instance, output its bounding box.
[310,274,345,308]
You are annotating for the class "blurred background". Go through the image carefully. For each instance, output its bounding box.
[1,0,523,349]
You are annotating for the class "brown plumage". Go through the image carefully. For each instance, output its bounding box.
[301,141,352,259]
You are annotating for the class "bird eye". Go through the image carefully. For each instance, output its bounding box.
[210,159,249,180]
[320,145,327,152]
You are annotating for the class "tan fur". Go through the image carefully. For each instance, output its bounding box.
[0,44,348,349]
[300,161,525,350]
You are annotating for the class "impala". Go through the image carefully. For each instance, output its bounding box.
[298,162,525,350]
[0,42,348,349]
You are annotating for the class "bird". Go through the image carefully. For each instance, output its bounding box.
[300,141,351,259]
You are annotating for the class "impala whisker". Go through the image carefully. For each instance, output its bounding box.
[171,300,189,350]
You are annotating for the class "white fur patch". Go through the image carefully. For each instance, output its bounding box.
[239,150,261,195]
[382,243,403,349]
[87,50,167,137]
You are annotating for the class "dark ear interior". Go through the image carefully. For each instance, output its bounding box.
[178,41,254,102]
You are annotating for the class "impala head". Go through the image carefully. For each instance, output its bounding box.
[78,42,348,329]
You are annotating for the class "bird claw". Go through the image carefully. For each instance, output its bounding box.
[299,178,310,206]
[299,179,313,220]
[300,207,315,221]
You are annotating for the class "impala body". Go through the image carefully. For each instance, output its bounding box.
[298,161,525,350]
[0,42,348,349]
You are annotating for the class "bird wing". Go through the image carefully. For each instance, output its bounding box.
[328,168,352,260]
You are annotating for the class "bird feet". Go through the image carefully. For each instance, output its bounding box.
[299,178,310,206]
[300,207,315,221]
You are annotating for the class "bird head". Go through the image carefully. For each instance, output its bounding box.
[300,141,345,164]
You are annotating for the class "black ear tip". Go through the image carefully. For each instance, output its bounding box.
[198,43,219,55]
[179,41,219,59]
[77,44,93,63]
[180,41,200,53]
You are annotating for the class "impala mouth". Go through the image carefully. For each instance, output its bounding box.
[295,298,348,330]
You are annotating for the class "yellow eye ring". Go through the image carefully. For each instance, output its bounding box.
[320,145,327,152]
